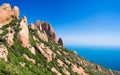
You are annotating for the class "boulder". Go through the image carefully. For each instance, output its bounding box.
[0,45,8,61]
[18,16,29,47]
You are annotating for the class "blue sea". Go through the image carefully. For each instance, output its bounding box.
[67,46,120,71]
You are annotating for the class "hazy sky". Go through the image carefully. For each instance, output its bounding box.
[1,0,120,47]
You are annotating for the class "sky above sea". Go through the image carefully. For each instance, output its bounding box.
[0,0,120,47]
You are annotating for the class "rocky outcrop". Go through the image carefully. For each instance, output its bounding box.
[51,67,62,75]
[36,30,48,42]
[57,59,64,66]
[30,23,35,30]
[5,27,14,46]
[71,63,88,75]
[35,20,42,30]
[18,16,29,47]
[30,20,48,42]
[0,3,19,26]
[0,45,8,61]
[12,6,19,19]
[41,22,57,43]
[28,45,36,55]
[58,38,63,47]
[63,68,70,75]
[96,65,102,71]
[23,54,35,64]
[29,20,58,43]
[36,43,53,62]
[19,62,25,67]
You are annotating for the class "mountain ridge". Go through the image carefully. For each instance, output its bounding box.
[0,3,120,75]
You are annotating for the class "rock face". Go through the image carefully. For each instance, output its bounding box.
[41,22,57,43]
[29,20,58,43]
[35,20,42,30]
[18,16,29,47]
[57,59,64,66]
[30,20,48,42]
[96,65,102,71]
[51,67,62,75]
[12,6,19,19]
[71,63,88,75]
[0,45,8,61]
[36,30,48,42]
[30,23,35,30]
[36,43,53,62]
[58,38,63,47]
[0,3,19,26]
[23,54,35,64]
[28,45,36,55]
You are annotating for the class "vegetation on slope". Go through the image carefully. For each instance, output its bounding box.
[0,20,119,75]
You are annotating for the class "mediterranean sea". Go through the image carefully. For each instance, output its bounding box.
[67,46,120,71]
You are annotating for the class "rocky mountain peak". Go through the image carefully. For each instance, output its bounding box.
[0,3,19,26]
[18,16,29,47]
[58,38,64,47]
[41,22,57,43]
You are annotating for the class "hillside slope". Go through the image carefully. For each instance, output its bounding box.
[0,3,120,75]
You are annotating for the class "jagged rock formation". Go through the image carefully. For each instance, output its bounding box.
[12,6,19,19]
[0,3,19,26]
[71,63,88,75]
[36,43,53,62]
[35,20,42,30]
[36,30,48,42]
[58,38,64,47]
[30,23,35,30]
[0,3,119,75]
[29,20,58,43]
[41,22,57,43]
[18,16,29,47]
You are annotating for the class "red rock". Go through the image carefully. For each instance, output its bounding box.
[18,16,29,47]
[58,38,64,47]
[41,22,57,43]
[0,3,19,26]
[35,20,42,30]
